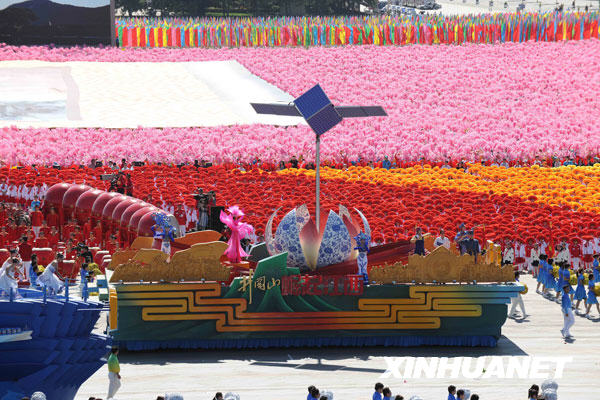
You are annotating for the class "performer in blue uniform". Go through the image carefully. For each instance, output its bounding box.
[561,265,574,302]
[28,253,39,288]
[354,232,370,285]
[536,255,549,294]
[593,254,600,280]
[151,213,175,255]
[545,258,557,298]
[555,263,565,302]
[560,284,574,339]
[535,255,545,293]
[585,273,599,319]
[80,263,89,301]
[573,269,587,313]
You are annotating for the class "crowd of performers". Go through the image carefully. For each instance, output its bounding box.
[532,253,600,339]
[409,223,600,339]
[0,199,115,297]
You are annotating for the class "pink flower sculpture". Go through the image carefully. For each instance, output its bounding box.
[219,205,254,263]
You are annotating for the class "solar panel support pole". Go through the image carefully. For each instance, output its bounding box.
[315,135,321,234]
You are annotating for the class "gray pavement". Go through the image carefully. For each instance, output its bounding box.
[76,275,600,399]
[424,0,598,15]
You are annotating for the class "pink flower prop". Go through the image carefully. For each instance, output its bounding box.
[220,205,254,263]
[1,41,600,164]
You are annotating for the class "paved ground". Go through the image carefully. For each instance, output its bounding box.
[76,275,600,399]
[426,0,599,15]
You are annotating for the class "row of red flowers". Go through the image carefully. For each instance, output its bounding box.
[2,164,599,245]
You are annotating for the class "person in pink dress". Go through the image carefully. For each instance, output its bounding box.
[220,206,254,263]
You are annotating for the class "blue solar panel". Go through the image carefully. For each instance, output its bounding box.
[294,84,331,119]
[307,104,342,136]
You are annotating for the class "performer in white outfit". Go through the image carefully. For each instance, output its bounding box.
[514,242,527,271]
[502,241,514,265]
[509,271,528,319]
[38,254,65,294]
[561,284,575,339]
[555,243,571,266]
[433,229,451,249]
[0,257,21,296]
[528,243,540,276]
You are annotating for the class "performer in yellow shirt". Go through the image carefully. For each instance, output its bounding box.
[107,347,121,400]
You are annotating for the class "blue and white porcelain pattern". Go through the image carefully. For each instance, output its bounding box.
[274,208,307,268]
[355,208,371,239]
[264,207,281,256]
[316,210,352,268]
[338,204,352,223]
[295,204,310,232]
[265,205,369,271]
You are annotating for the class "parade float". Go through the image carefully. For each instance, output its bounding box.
[105,86,521,350]
[106,204,520,350]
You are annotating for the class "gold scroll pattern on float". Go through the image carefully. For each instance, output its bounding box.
[114,283,508,331]
[109,241,231,283]
[369,246,513,284]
